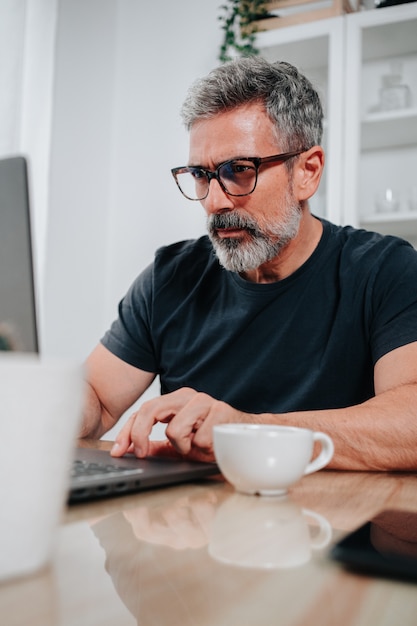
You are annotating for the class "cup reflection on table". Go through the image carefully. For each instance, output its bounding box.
[208,494,332,570]
[89,488,332,625]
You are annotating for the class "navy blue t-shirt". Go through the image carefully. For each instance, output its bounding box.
[102,219,417,414]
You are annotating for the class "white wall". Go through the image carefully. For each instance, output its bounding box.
[42,0,221,360]
[0,0,57,315]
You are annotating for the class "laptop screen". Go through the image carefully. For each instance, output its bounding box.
[0,156,38,352]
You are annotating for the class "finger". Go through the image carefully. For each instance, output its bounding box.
[110,413,137,457]
[192,399,235,452]
[148,439,215,464]
[147,439,185,459]
[164,392,215,456]
[179,398,244,462]
[165,393,235,457]
[128,388,197,457]
[113,398,173,458]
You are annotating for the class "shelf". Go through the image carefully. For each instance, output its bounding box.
[362,14,417,62]
[254,0,346,31]
[256,3,417,234]
[360,211,417,238]
[361,107,417,151]
[260,35,329,70]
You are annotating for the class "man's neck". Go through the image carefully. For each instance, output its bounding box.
[241,212,323,284]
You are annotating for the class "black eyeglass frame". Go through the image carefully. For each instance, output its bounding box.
[171,149,309,201]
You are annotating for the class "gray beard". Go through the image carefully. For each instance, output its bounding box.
[207,200,302,273]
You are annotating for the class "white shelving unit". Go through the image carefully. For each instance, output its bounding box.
[344,3,417,242]
[257,16,345,225]
[256,3,417,243]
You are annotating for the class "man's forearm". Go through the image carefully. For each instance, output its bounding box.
[265,383,417,471]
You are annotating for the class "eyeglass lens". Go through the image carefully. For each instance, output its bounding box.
[176,159,258,200]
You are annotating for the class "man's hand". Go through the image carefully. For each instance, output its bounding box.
[110,387,249,462]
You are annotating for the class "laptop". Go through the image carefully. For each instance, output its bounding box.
[0,155,219,503]
[0,156,38,353]
[70,446,219,503]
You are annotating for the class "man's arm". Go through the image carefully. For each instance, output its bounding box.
[111,342,417,471]
[278,339,417,470]
[80,343,156,439]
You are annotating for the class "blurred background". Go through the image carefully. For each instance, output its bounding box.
[0,0,220,361]
[1,0,416,438]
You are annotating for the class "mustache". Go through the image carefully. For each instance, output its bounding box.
[207,211,260,233]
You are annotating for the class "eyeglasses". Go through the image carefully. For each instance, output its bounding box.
[171,150,307,201]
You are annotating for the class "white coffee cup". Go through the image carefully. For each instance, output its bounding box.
[0,354,85,581]
[209,494,332,569]
[213,424,334,496]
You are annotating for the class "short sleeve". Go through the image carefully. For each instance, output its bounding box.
[101,263,157,372]
[369,241,417,363]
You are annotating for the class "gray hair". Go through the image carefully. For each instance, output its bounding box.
[180,57,323,152]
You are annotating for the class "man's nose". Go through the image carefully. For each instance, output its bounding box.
[201,178,234,215]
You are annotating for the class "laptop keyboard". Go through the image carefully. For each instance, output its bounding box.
[72,459,143,480]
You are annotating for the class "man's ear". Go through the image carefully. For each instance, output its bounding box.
[293,146,325,202]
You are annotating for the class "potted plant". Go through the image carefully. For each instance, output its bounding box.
[218,0,270,62]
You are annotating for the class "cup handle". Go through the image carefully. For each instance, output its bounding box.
[302,509,332,550]
[304,432,334,475]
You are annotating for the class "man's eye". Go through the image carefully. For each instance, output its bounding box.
[221,161,255,181]
[231,162,253,174]
[189,168,206,180]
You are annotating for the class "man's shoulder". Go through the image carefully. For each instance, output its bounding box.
[324,219,415,263]
[155,235,213,263]
[152,236,219,285]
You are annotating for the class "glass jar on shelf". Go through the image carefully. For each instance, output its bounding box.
[379,60,412,112]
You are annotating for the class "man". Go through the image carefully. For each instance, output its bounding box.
[82,57,417,471]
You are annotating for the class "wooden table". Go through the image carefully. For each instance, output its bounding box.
[1,440,417,626]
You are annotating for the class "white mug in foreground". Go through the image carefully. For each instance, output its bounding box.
[0,354,85,581]
[213,424,334,496]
